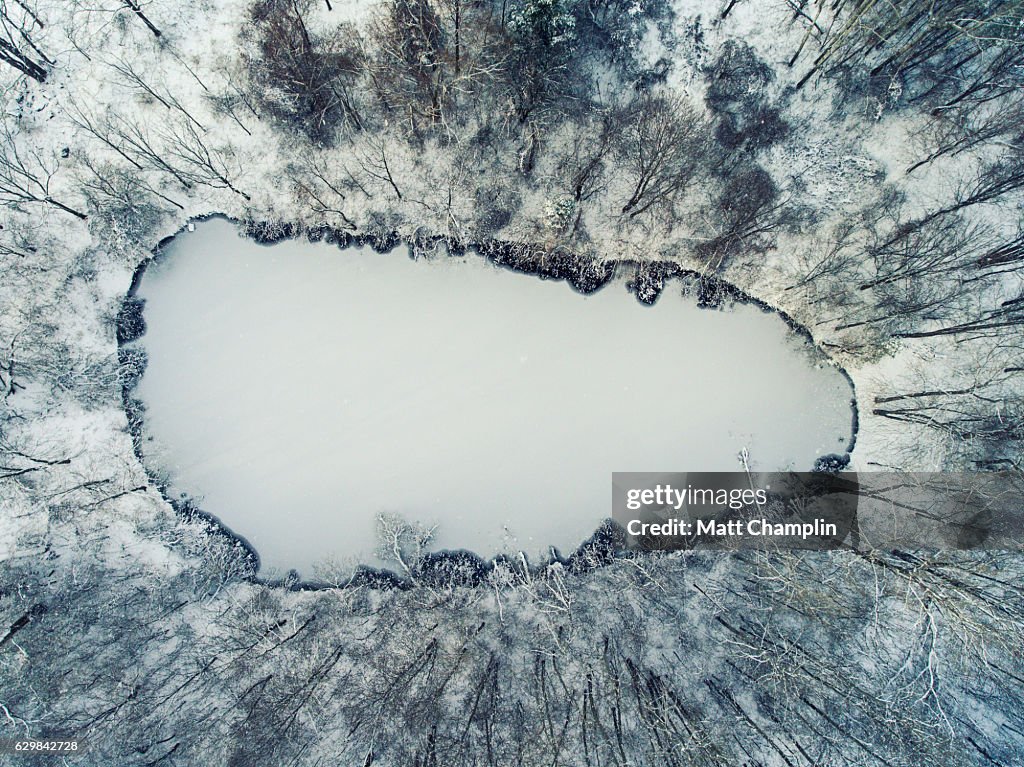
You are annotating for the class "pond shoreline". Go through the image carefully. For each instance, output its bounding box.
[117,215,860,591]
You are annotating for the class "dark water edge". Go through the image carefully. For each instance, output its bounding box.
[116,214,860,591]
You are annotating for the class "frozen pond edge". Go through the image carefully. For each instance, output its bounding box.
[116,214,860,590]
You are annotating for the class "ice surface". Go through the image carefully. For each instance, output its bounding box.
[133,218,853,575]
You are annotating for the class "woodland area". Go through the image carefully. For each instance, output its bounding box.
[1,0,1023,764]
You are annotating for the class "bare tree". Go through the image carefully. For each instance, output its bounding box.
[906,94,1024,174]
[0,1,51,83]
[78,155,156,206]
[697,166,789,270]
[617,93,709,218]
[859,213,989,292]
[91,112,196,190]
[895,290,1024,340]
[872,345,1024,468]
[162,119,251,200]
[375,512,435,577]
[291,152,356,228]
[885,151,1024,246]
[0,216,39,260]
[353,133,403,200]
[0,126,86,219]
[793,0,1024,97]
[977,227,1024,271]
[121,0,161,38]
[784,220,860,293]
[557,111,618,206]
[244,0,364,142]
[368,0,506,135]
[106,57,206,131]
[369,0,447,129]
[71,102,249,201]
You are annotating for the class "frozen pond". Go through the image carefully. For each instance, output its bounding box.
[131,218,853,577]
